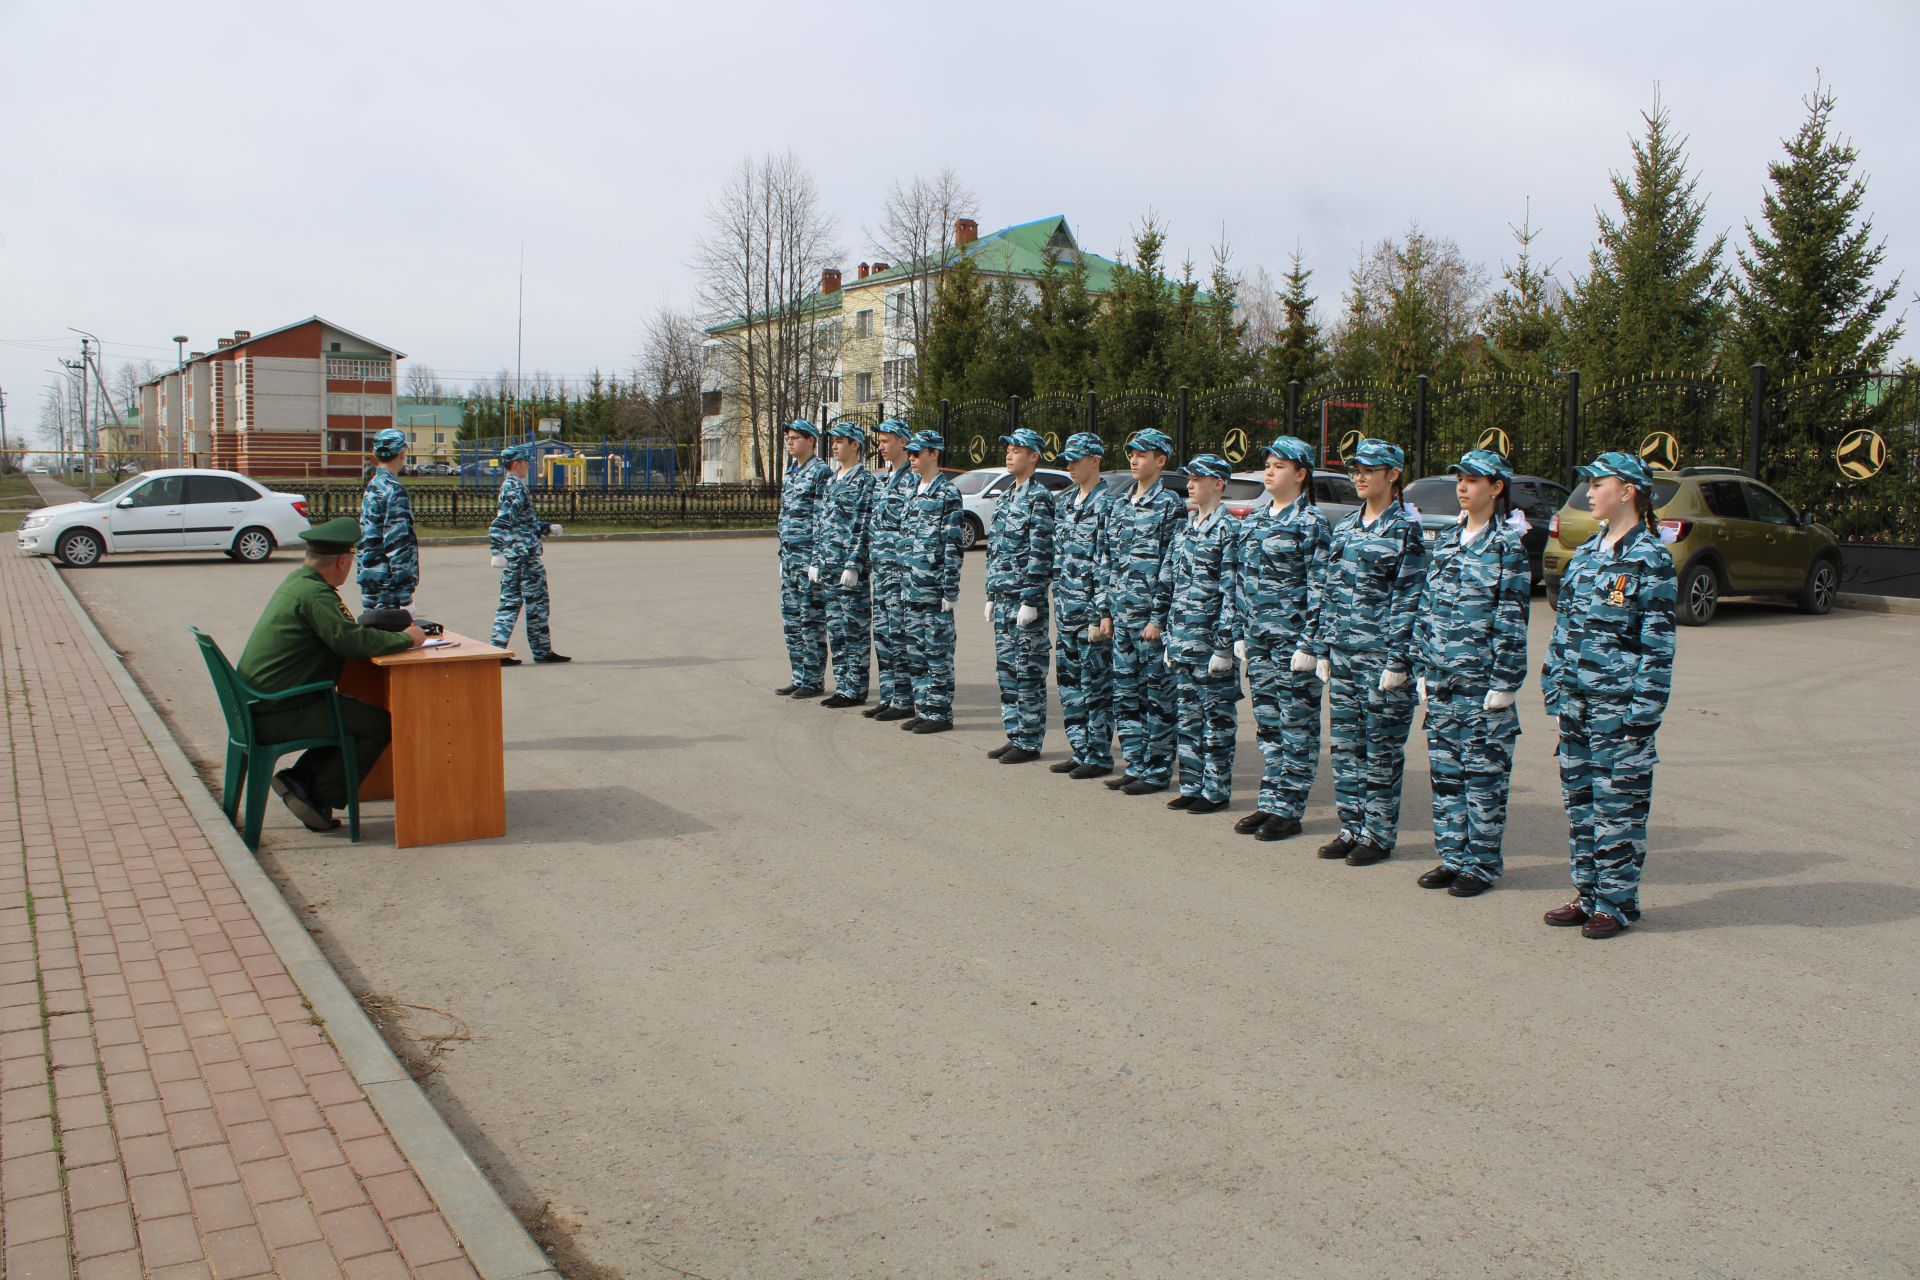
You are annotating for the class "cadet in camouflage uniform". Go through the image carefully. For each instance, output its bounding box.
[985,427,1056,763]
[775,420,831,697]
[1541,451,1678,939]
[356,428,419,611]
[1314,438,1427,864]
[488,445,569,664]
[1048,432,1116,778]
[897,432,963,733]
[1100,428,1188,796]
[1413,449,1532,897]
[812,422,876,708]
[1233,436,1330,841]
[864,419,919,720]
[1160,454,1242,812]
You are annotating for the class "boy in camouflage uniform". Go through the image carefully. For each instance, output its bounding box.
[812,422,876,708]
[356,428,419,611]
[1048,432,1116,778]
[1233,436,1330,842]
[1413,449,1532,897]
[1100,428,1188,796]
[488,445,568,664]
[1160,453,1243,813]
[897,432,963,733]
[1541,451,1678,939]
[775,421,831,697]
[864,419,919,720]
[984,427,1056,763]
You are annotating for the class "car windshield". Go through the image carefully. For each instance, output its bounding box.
[1565,479,1681,511]
[1403,478,1462,516]
[1221,478,1265,502]
[91,475,150,505]
[952,471,1001,495]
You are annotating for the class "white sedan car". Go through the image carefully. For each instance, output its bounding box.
[16,469,312,567]
[952,466,1074,551]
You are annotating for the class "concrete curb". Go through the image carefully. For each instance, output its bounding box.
[419,527,775,547]
[43,561,561,1280]
[1834,591,1920,616]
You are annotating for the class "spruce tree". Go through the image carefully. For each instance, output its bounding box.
[1484,204,1567,377]
[1091,215,1177,394]
[915,257,990,405]
[1030,249,1098,394]
[1262,248,1329,390]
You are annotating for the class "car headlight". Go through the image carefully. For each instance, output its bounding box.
[20,515,47,531]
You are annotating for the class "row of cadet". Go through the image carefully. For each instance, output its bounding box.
[352,430,571,664]
[775,417,1678,940]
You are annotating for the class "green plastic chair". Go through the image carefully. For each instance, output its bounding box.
[188,627,361,851]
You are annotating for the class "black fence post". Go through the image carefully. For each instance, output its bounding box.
[1286,381,1301,437]
[1748,363,1767,480]
[1564,370,1581,487]
[1085,390,1097,438]
[1009,395,1021,432]
[939,399,950,434]
[1413,375,1429,477]
[1176,387,1191,459]
[451,490,460,525]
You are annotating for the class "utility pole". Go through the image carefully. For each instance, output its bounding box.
[0,386,10,473]
[61,355,88,477]
[172,335,188,465]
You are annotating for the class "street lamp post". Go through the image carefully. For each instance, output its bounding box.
[172,335,188,465]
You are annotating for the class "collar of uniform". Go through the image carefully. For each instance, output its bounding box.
[1192,506,1226,534]
[916,476,935,495]
[1359,498,1404,530]
[1073,486,1098,509]
[1271,493,1309,519]
[1130,481,1160,507]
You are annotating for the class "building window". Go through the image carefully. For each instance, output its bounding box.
[820,376,841,403]
[854,310,873,339]
[883,358,917,396]
[326,358,391,381]
[854,372,874,402]
[701,390,723,417]
[885,291,912,335]
[327,393,394,416]
[329,431,363,452]
[434,432,445,444]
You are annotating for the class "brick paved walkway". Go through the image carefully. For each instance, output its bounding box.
[0,552,480,1279]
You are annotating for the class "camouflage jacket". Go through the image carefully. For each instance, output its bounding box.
[1050,483,1113,625]
[867,463,918,576]
[487,474,549,559]
[812,464,875,578]
[985,476,1056,604]
[1161,506,1241,665]
[899,473,965,607]
[1234,495,1330,656]
[1542,522,1677,728]
[356,468,419,592]
[1102,481,1187,628]
[1416,516,1531,694]
[777,457,831,564]
[1315,500,1428,671]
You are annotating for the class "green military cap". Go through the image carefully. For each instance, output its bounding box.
[301,516,363,555]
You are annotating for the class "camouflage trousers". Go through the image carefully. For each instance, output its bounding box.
[825,575,872,700]
[777,557,826,690]
[1174,663,1242,803]
[490,554,552,658]
[871,567,912,710]
[1423,692,1522,883]
[990,596,1050,750]
[1111,619,1176,785]
[904,603,956,723]
[1247,647,1322,819]
[358,586,415,612]
[1558,704,1659,925]
[1053,616,1113,767]
[1326,648,1418,850]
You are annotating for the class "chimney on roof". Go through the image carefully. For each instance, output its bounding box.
[871,261,889,274]
[821,267,842,294]
[857,262,869,280]
[955,217,978,246]
[190,351,205,360]
[233,329,251,341]
[216,338,235,349]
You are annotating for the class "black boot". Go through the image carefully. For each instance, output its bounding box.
[1049,760,1079,774]
[1103,774,1139,791]
[1234,811,1273,836]
[1345,841,1392,866]
[1186,797,1227,815]
[1070,763,1113,780]
[533,651,572,664]
[1255,816,1303,842]
[1417,865,1458,889]
[912,719,952,734]
[1317,833,1357,860]
[988,742,1013,759]
[999,747,1040,764]
[1121,778,1169,796]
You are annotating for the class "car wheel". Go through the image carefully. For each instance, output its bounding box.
[232,527,275,563]
[1677,559,1719,626]
[55,528,104,568]
[960,515,983,552]
[1797,556,1838,615]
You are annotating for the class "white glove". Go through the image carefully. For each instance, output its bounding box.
[1483,689,1516,712]
[940,599,953,614]
[984,600,994,621]
[1233,639,1247,662]
[1086,623,1101,642]
[1207,654,1234,676]
[489,554,505,569]
[807,566,820,584]
[1379,669,1408,692]
[1016,604,1039,627]
[548,523,564,536]
[1290,649,1315,673]
[1417,676,1428,703]
[1314,658,1331,683]
[1163,651,1174,669]
[840,569,858,588]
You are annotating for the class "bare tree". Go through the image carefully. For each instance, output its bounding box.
[405,363,448,399]
[634,302,705,454]
[866,166,977,406]
[695,151,843,481]
[1238,263,1283,354]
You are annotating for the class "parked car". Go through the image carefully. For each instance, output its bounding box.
[1542,466,1841,625]
[15,469,311,568]
[1401,473,1572,590]
[953,467,1075,551]
[1225,470,1363,527]
[1098,468,1191,502]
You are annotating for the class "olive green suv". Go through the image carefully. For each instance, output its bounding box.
[1542,467,1842,625]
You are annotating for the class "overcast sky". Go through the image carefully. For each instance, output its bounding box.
[3,0,1916,433]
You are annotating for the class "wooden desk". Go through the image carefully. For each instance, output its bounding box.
[337,630,512,848]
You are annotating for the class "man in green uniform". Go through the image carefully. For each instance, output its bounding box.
[237,516,424,832]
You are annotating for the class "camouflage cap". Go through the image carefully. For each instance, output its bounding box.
[785,419,820,439]
[1263,435,1316,467]
[872,418,911,440]
[827,421,867,445]
[1577,450,1655,491]
[1057,431,1105,462]
[370,427,408,460]
[1125,427,1174,456]
[906,431,946,454]
[1447,448,1513,481]
[1000,427,1046,453]
[499,444,531,464]
[1348,437,1405,470]
[1185,453,1233,480]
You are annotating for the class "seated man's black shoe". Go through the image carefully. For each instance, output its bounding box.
[1234,810,1273,835]
[999,746,1040,764]
[500,654,523,666]
[1070,763,1113,780]
[1103,774,1139,791]
[1255,815,1303,842]
[988,742,1013,759]
[874,706,914,722]
[271,770,339,833]
[1417,865,1459,889]
[1318,834,1357,860]
[1121,778,1169,796]
[821,693,864,709]
[899,716,922,730]
[789,687,826,700]
[1049,759,1080,774]
[533,652,572,664]
[912,718,952,734]
[1447,875,1493,898]
[1166,794,1198,810]
[1186,797,1227,815]
[1345,841,1392,866]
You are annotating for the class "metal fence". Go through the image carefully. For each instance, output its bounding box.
[290,482,780,528]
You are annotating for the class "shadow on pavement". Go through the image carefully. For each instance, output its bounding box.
[1652,881,1920,932]
[507,734,741,753]
[506,785,713,842]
